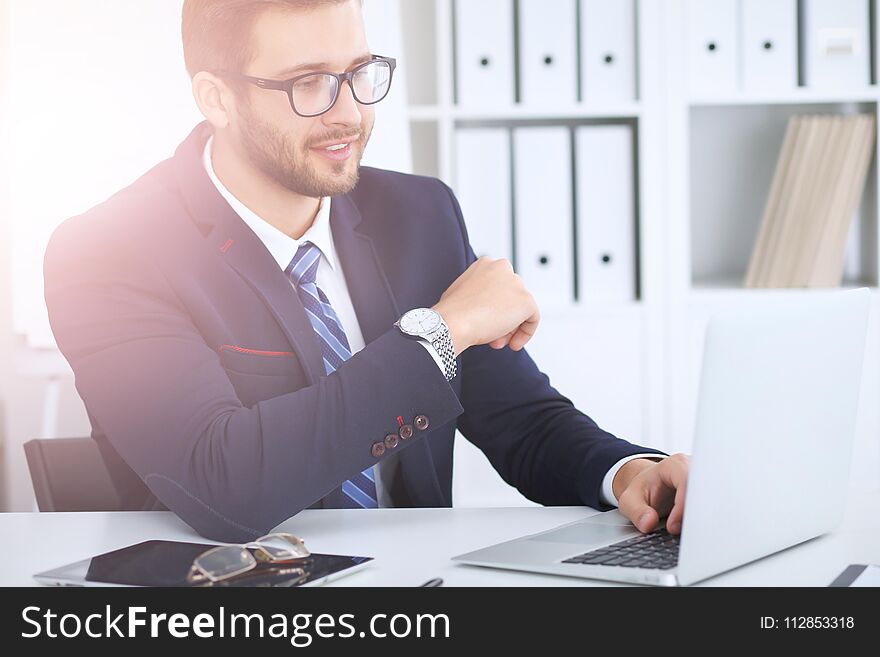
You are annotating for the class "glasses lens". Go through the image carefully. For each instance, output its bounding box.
[193,546,256,581]
[291,73,339,116]
[351,60,391,104]
[253,533,310,561]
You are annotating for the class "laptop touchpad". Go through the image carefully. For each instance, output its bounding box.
[527,521,636,546]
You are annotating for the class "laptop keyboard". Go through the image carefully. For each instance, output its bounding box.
[561,529,680,570]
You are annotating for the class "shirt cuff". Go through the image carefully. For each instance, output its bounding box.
[417,339,446,374]
[600,454,667,507]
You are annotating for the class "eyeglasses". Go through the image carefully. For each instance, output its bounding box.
[186,532,311,585]
[217,55,397,118]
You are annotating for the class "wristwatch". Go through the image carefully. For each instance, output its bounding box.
[394,308,457,381]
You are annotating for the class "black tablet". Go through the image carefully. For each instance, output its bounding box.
[34,540,373,587]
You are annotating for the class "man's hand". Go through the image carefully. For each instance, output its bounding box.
[433,256,540,357]
[613,453,690,535]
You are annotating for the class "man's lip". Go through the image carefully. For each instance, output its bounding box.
[312,138,360,149]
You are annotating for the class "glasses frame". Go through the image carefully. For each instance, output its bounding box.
[218,54,397,118]
[186,532,311,585]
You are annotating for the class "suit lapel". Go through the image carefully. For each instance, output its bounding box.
[172,122,325,383]
[329,194,401,342]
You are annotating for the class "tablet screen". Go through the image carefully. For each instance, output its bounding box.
[82,540,371,587]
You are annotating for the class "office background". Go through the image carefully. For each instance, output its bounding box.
[0,0,879,513]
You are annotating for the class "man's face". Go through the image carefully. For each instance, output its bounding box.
[231,1,375,198]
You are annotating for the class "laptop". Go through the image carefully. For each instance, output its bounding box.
[453,289,871,586]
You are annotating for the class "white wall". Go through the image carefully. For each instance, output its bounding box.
[6,0,201,349]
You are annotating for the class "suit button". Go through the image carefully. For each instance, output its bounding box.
[414,414,429,430]
[384,433,399,449]
[399,424,414,440]
[371,441,386,458]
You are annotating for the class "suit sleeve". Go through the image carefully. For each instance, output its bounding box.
[43,217,464,542]
[439,183,666,509]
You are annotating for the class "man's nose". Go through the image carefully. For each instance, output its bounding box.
[322,78,363,127]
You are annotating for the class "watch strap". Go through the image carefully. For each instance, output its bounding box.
[429,328,457,381]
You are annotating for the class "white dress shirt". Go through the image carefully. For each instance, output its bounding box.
[203,135,659,507]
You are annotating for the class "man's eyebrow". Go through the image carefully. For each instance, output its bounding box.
[272,54,373,78]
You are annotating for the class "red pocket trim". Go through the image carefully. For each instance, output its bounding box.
[220,344,297,358]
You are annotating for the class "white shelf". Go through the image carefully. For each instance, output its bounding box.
[408,103,642,121]
[538,300,644,319]
[689,275,878,303]
[687,102,879,290]
[688,87,880,107]
[451,104,642,120]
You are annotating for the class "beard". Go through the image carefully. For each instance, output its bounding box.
[235,100,371,198]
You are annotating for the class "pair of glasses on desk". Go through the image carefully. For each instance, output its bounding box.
[186,533,311,586]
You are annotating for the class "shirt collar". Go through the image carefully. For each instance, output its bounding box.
[202,134,336,272]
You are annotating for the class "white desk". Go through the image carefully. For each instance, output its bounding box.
[3,486,878,587]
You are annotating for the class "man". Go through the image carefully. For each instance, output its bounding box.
[44,0,688,543]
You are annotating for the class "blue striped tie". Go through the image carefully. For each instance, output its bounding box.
[286,241,378,509]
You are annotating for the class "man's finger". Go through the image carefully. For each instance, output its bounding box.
[618,477,662,534]
[507,313,540,351]
[618,455,689,533]
[665,479,688,534]
[653,455,689,533]
[658,453,690,489]
[635,505,659,534]
[489,333,513,349]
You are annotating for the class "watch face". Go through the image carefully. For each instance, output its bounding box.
[400,308,441,335]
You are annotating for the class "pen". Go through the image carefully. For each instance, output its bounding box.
[419,577,443,587]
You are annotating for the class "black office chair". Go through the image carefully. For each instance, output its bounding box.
[24,437,124,512]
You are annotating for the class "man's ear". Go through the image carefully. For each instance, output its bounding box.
[191,72,237,130]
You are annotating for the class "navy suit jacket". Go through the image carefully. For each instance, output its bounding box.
[44,121,664,542]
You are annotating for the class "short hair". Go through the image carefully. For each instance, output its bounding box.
[181,0,354,79]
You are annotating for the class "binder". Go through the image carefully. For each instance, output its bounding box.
[745,116,802,287]
[517,0,578,105]
[579,0,637,103]
[787,115,849,286]
[685,0,738,96]
[453,128,513,261]
[512,127,575,307]
[809,114,875,286]
[575,125,636,303]
[762,115,828,287]
[454,0,515,106]
[745,114,875,288]
[741,0,798,92]
[801,0,870,89]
